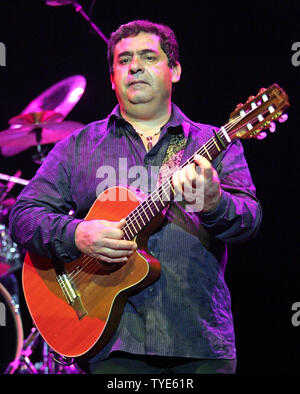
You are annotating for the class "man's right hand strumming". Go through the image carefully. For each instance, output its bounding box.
[74,219,137,263]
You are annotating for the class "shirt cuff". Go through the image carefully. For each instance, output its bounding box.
[57,218,84,262]
[199,190,229,225]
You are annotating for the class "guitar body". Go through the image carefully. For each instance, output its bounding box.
[22,186,162,358]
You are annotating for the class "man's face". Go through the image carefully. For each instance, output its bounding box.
[110,32,181,114]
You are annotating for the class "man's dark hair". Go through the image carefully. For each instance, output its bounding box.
[107,20,179,74]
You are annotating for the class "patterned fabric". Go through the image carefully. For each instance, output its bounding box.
[157,132,187,186]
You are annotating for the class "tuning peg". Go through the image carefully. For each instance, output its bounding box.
[257,131,267,140]
[278,113,288,123]
[258,88,266,94]
[235,103,244,111]
[269,122,276,133]
[246,95,255,103]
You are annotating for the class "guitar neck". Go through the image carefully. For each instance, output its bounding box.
[121,83,290,240]
[122,126,232,241]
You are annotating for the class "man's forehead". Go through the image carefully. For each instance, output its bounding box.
[114,32,162,54]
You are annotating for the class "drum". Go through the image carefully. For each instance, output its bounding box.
[0,224,22,277]
[0,283,23,373]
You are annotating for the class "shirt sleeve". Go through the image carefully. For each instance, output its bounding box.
[199,139,262,243]
[9,135,83,262]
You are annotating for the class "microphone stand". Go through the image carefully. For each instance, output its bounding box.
[71,1,108,44]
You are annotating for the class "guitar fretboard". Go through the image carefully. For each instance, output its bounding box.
[122,126,231,241]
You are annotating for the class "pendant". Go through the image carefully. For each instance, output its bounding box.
[146,137,153,152]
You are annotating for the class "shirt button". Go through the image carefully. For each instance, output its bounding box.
[148,286,154,293]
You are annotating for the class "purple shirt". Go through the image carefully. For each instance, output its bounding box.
[9,103,262,363]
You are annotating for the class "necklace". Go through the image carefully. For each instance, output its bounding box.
[136,129,161,151]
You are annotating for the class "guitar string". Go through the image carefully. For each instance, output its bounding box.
[113,112,246,240]
[69,105,269,286]
[72,98,282,289]
[110,116,241,239]
[68,130,226,284]
[68,115,244,286]
[68,122,240,287]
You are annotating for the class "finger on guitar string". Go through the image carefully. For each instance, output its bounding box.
[172,160,203,199]
[95,254,130,264]
[103,237,137,250]
[97,242,136,258]
[74,219,137,263]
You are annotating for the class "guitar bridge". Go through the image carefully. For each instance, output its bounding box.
[56,273,87,320]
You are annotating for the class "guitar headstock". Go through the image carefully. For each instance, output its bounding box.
[227,84,290,141]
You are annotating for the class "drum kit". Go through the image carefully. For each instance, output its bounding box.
[0,75,87,374]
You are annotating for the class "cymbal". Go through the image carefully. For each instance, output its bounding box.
[9,110,64,126]
[21,75,86,119]
[0,119,83,148]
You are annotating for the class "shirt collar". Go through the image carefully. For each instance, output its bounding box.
[107,103,190,138]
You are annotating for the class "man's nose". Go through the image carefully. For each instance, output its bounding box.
[129,56,144,74]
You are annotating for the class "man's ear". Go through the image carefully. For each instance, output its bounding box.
[171,61,182,84]
[110,73,115,90]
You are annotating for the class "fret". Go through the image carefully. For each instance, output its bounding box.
[151,194,159,212]
[137,208,146,227]
[161,181,174,202]
[125,221,134,238]
[212,137,221,152]
[156,185,170,208]
[129,216,138,234]
[145,197,155,217]
[125,213,143,240]
[123,126,231,241]
[203,144,212,161]
[220,126,231,143]
[156,189,163,205]
[161,184,170,201]
[123,226,131,240]
[139,201,150,222]
[133,215,142,231]
[213,128,227,150]
[168,180,175,196]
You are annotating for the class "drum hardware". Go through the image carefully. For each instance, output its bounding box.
[0,172,29,187]
[5,326,40,374]
[45,1,108,44]
[0,224,22,278]
[0,172,23,278]
[28,126,47,165]
[48,350,75,367]
[1,74,86,158]
[0,111,84,161]
[0,283,24,374]
[0,72,87,374]
[19,75,86,119]
[9,110,64,126]
[0,170,22,203]
[4,324,85,374]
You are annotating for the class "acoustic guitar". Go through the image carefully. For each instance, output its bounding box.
[22,84,289,358]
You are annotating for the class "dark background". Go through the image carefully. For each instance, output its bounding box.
[0,0,299,374]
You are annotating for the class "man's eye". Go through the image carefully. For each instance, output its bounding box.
[119,57,131,64]
[144,55,157,62]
